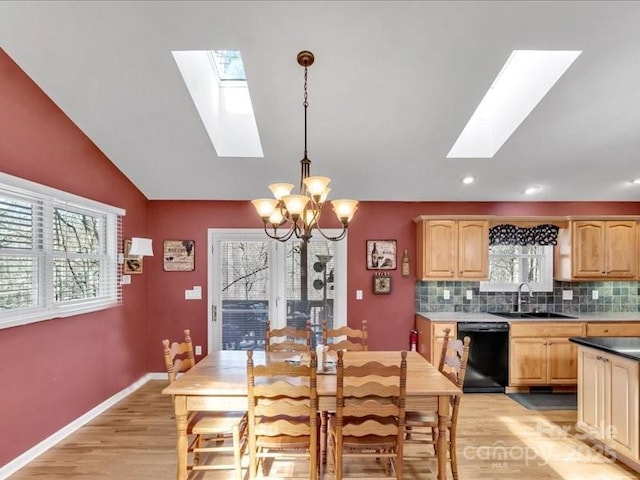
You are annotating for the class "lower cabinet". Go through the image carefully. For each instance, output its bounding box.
[415,315,456,365]
[509,322,585,386]
[577,346,639,463]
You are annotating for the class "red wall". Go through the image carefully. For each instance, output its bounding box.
[0,49,149,466]
[146,200,640,370]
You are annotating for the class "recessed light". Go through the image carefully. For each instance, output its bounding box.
[633,178,640,185]
[462,176,475,185]
[524,186,540,195]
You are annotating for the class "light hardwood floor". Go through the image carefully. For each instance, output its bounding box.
[8,381,639,479]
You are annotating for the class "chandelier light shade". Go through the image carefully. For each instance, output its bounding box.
[251,50,358,242]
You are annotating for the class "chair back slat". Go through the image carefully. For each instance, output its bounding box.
[343,420,399,437]
[322,320,368,351]
[265,320,312,352]
[255,420,312,437]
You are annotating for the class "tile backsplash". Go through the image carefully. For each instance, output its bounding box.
[415,280,640,313]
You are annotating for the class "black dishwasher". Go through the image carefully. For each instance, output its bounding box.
[457,322,509,393]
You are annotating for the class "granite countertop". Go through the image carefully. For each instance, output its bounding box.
[416,312,640,323]
[569,336,640,362]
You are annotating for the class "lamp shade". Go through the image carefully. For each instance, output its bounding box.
[129,237,154,257]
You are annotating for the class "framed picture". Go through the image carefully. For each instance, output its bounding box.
[372,273,392,295]
[366,240,397,270]
[123,239,143,274]
[163,240,195,272]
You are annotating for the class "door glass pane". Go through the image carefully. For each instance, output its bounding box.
[219,240,269,350]
[284,239,335,347]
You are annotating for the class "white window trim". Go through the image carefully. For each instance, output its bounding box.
[480,244,554,293]
[0,172,125,330]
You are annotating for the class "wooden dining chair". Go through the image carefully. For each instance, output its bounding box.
[404,329,471,480]
[265,319,312,352]
[246,350,319,480]
[162,329,248,480]
[329,350,408,480]
[322,319,368,351]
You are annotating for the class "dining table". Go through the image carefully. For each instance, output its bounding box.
[162,350,461,480]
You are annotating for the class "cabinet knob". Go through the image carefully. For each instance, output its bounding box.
[604,329,609,333]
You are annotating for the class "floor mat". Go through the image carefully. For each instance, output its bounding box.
[506,392,577,411]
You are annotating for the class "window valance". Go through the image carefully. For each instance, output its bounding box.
[489,224,559,246]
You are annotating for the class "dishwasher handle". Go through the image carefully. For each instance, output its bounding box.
[457,322,509,333]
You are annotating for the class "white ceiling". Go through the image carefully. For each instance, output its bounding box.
[1,1,640,202]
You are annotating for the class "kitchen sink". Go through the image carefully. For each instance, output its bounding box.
[488,311,577,319]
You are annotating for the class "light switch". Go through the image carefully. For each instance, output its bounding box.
[443,289,450,300]
[592,290,599,300]
[562,290,573,301]
[466,290,473,300]
[356,290,363,300]
[121,275,131,285]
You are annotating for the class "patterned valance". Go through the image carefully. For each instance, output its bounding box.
[489,224,559,246]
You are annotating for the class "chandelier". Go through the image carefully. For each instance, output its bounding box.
[251,51,358,242]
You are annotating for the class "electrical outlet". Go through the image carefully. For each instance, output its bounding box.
[443,289,450,300]
[562,290,573,301]
[592,290,599,300]
[195,345,202,356]
[466,290,473,300]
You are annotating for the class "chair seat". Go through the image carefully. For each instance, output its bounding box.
[189,411,248,435]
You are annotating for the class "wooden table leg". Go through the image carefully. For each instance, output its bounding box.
[437,395,449,480]
[174,395,189,480]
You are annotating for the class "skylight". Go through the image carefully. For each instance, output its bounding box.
[211,50,246,81]
[447,50,581,159]
[172,50,263,158]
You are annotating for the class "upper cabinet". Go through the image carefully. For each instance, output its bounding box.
[555,220,638,280]
[415,218,488,280]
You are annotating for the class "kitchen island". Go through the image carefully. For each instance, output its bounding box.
[570,336,640,473]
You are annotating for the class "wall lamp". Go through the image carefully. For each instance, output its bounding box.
[128,237,154,257]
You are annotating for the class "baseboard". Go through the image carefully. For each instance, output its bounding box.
[0,373,159,480]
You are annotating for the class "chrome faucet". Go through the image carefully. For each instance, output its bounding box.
[516,282,533,312]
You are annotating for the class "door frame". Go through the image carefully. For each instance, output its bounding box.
[207,228,348,352]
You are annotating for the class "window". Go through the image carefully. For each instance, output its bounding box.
[480,244,554,292]
[0,173,123,329]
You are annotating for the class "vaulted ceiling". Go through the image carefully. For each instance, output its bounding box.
[1,1,639,201]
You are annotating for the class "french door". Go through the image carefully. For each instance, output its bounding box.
[208,229,347,352]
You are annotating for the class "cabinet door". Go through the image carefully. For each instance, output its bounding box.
[431,323,456,366]
[415,316,431,360]
[547,338,578,384]
[509,338,546,385]
[419,220,457,279]
[572,221,606,278]
[605,221,638,278]
[607,355,639,459]
[578,349,606,439]
[458,220,489,279]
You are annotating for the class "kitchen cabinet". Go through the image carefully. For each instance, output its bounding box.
[415,219,488,280]
[415,315,456,365]
[509,322,585,386]
[555,220,638,280]
[577,346,639,462]
[586,322,640,337]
